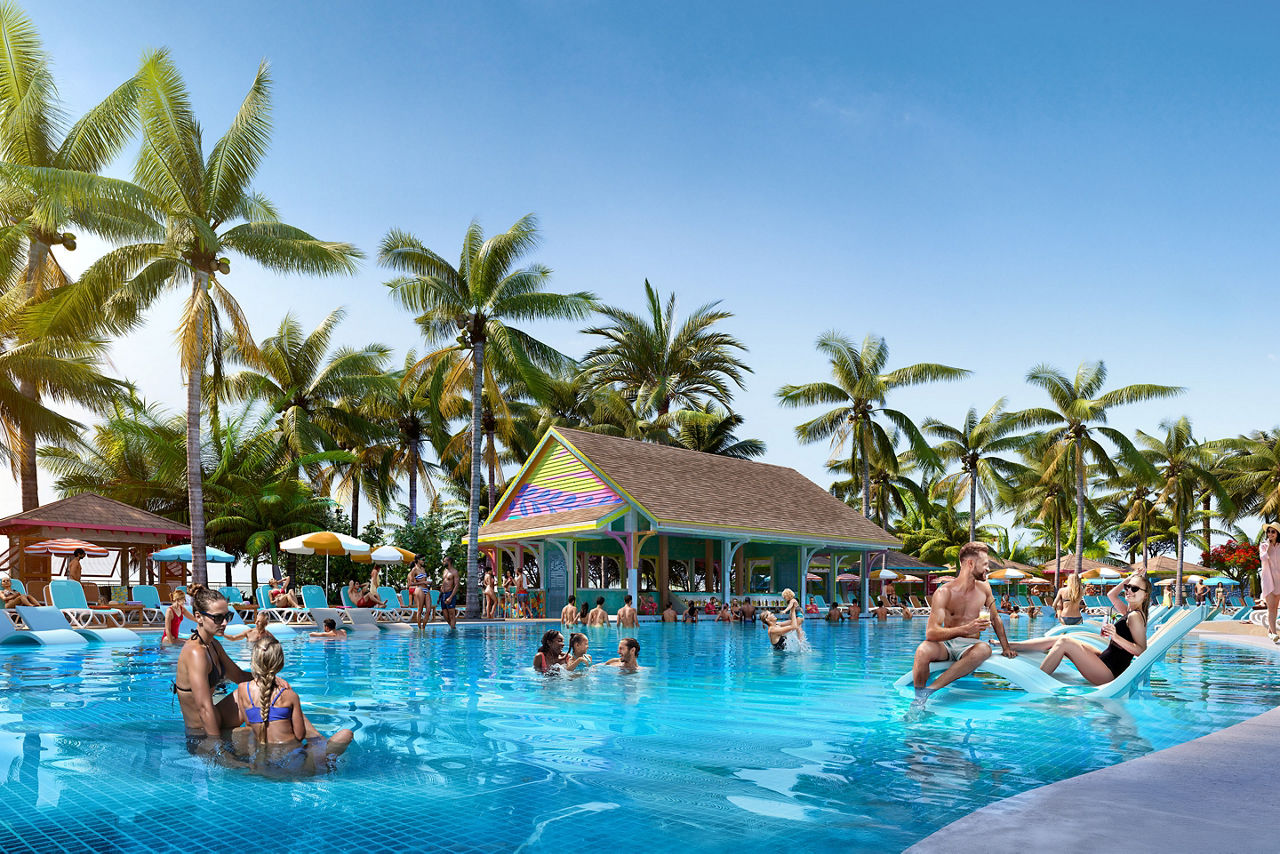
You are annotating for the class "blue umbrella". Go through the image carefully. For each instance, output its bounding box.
[1202,576,1238,586]
[150,543,236,563]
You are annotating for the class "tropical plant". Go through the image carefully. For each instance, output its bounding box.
[777,332,969,518]
[208,475,330,593]
[827,448,927,530]
[0,3,151,508]
[60,53,360,585]
[1136,416,1232,604]
[672,401,765,459]
[896,482,998,566]
[581,279,750,418]
[921,398,1043,541]
[379,214,595,616]
[1022,361,1182,578]
[1000,445,1076,581]
[1216,429,1280,524]
[1096,454,1162,570]
[374,351,452,525]
[219,308,392,482]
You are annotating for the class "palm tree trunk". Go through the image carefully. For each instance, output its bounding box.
[187,270,209,586]
[351,477,360,536]
[859,421,871,518]
[1175,504,1185,607]
[968,470,977,542]
[486,427,497,514]
[407,452,418,525]
[1140,507,1149,571]
[250,555,259,595]
[1074,443,1086,576]
[1201,493,1211,565]
[17,239,50,511]
[1054,510,1062,589]
[465,337,485,618]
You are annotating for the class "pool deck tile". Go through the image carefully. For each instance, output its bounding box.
[908,630,1280,854]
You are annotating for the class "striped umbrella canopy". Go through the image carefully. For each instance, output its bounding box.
[805,573,822,581]
[988,568,1044,582]
[1081,567,1123,580]
[150,543,236,563]
[352,545,416,564]
[835,573,859,582]
[24,538,109,557]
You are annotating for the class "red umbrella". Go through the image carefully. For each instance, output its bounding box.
[836,573,859,582]
[24,538,109,557]
[805,573,822,581]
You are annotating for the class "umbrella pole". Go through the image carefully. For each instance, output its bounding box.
[325,554,330,600]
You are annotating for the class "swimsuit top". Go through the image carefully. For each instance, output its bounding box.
[772,634,786,651]
[243,685,291,723]
[173,632,227,695]
[1099,615,1138,671]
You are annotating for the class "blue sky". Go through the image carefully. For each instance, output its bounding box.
[6,2,1279,543]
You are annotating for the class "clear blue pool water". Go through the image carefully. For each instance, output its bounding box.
[1,619,1278,853]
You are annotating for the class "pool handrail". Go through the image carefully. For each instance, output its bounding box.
[47,580,126,629]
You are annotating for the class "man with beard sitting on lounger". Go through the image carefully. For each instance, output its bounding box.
[909,542,1015,709]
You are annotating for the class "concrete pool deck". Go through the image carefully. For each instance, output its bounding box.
[908,628,1280,853]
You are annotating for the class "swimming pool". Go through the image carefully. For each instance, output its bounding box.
[1,620,1277,853]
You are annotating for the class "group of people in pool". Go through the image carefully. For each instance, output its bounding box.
[173,587,353,762]
[909,541,1154,708]
[533,630,643,672]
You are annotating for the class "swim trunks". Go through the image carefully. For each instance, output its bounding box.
[942,637,982,661]
[440,590,457,610]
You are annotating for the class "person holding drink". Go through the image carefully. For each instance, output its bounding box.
[909,542,1015,707]
[1006,571,1150,683]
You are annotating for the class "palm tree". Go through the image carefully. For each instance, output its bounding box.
[1001,445,1076,584]
[209,476,329,595]
[1136,417,1232,604]
[672,401,766,459]
[1024,361,1182,579]
[0,4,151,509]
[1097,455,1162,570]
[827,441,928,530]
[1216,429,1280,524]
[582,279,751,418]
[219,308,392,483]
[777,332,969,518]
[379,215,595,617]
[320,395,396,536]
[921,398,1044,541]
[375,351,451,525]
[65,53,360,585]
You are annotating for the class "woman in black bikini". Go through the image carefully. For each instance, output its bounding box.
[762,608,803,651]
[1008,573,1150,684]
[174,588,256,736]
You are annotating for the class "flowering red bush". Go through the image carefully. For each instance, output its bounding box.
[1201,540,1260,574]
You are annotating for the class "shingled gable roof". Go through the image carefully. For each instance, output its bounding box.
[482,427,899,547]
[0,493,188,536]
[881,550,947,571]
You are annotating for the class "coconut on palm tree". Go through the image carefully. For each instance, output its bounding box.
[777,332,969,519]
[379,214,595,617]
[1023,361,1182,580]
[64,52,361,585]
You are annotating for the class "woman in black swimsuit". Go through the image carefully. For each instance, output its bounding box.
[174,588,255,736]
[1008,573,1150,684]
[762,608,803,651]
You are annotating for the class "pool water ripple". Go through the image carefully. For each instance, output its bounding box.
[0,620,1277,853]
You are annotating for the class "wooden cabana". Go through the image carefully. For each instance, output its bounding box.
[478,427,900,615]
[0,493,189,598]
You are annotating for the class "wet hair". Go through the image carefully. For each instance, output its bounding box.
[249,634,285,740]
[620,637,640,657]
[958,542,989,566]
[596,597,605,606]
[568,632,587,652]
[744,598,752,604]
[323,618,337,631]
[624,594,633,605]
[538,630,563,657]
[579,601,589,617]
[567,595,576,604]
[191,587,226,614]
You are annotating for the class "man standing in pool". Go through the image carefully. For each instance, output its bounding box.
[604,637,641,671]
[439,556,459,629]
[561,595,579,627]
[909,541,1014,707]
[617,594,639,628]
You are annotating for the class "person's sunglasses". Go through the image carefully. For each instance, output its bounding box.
[198,609,232,624]
[1122,584,1146,594]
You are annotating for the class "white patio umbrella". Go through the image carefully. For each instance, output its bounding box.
[279,532,371,593]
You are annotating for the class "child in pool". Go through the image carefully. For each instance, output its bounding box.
[234,634,353,755]
[564,632,592,671]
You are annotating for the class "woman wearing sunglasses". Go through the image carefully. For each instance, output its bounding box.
[1006,573,1150,685]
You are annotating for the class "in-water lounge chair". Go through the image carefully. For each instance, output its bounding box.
[17,605,139,644]
[896,605,1207,699]
[1,607,85,645]
[47,580,126,629]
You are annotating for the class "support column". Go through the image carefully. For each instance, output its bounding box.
[860,551,871,610]
[626,511,639,603]
[704,540,714,593]
[734,547,745,596]
[658,535,670,610]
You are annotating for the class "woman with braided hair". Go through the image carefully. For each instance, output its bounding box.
[233,634,354,754]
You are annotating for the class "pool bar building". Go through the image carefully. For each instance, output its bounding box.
[478,427,902,615]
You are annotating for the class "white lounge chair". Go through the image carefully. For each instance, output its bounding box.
[895,605,1207,699]
[46,580,126,629]
[255,584,309,624]
[17,605,139,644]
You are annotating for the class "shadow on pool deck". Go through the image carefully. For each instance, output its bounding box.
[907,630,1280,854]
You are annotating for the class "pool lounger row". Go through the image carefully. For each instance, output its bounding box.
[895,604,1207,699]
[3,606,141,645]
